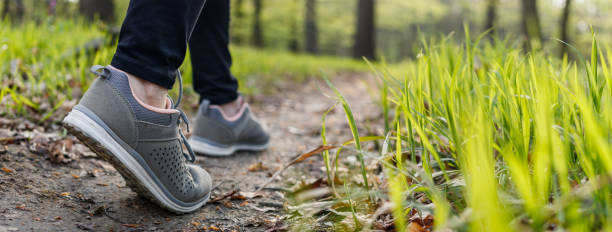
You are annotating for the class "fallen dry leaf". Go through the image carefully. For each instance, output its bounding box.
[122,224,143,228]
[247,162,269,172]
[1,167,14,174]
[409,213,434,231]
[62,138,73,150]
[422,214,434,228]
[292,145,337,163]
[293,178,328,194]
[15,204,26,210]
[60,192,70,197]
[408,222,425,232]
[71,173,80,179]
[231,194,247,200]
[211,191,234,202]
[0,129,27,145]
[210,225,220,231]
[0,136,27,144]
[73,143,96,158]
[47,139,78,164]
[191,221,200,227]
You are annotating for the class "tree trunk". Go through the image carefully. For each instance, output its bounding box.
[231,0,246,44]
[288,17,299,52]
[521,0,542,50]
[483,0,498,36]
[2,0,25,21]
[1,0,9,19]
[287,0,299,52]
[79,0,115,23]
[304,0,319,54]
[251,0,264,48]
[559,0,572,56]
[353,0,375,60]
[14,0,23,19]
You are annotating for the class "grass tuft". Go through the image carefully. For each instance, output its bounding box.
[301,33,612,231]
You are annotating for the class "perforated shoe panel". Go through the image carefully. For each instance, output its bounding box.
[139,140,200,202]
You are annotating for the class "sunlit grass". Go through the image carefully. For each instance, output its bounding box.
[306,30,612,231]
[0,19,367,121]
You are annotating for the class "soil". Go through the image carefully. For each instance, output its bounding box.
[0,74,380,231]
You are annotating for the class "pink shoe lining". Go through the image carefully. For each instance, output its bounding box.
[109,65,179,114]
[129,84,179,114]
[209,97,247,122]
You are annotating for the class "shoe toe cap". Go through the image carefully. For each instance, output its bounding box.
[187,164,212,202]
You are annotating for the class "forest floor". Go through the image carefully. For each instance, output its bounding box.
[0,73,380,231]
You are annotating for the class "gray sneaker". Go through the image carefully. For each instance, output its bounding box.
[62,65,211,214]
[188,99,269,156]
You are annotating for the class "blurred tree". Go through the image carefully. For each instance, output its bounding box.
[1,0,9,18]
[484,0,498,36]
[288,0,299,52]
[560,0,572,56]
[231,0,246,44]
[304,0,319,54]
[2,0,25,21]
[251,0,264,48]
[521,0,542,50]
[79,0,115,23]
[16,0,22,19]
[353,0,375,60]
[53,0,72,18]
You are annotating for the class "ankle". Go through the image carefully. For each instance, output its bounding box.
[111,67,168,109]
[218,97,244,118]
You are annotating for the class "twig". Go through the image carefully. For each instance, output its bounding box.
[208,190,238,203]
[211,179,226,192]
[249,145,337,196]
[103,207,125,224]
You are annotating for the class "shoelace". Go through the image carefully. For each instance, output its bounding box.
[90,65,197,163]
[174,71,197,163]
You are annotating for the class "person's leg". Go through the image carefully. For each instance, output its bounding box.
[189,0,240,111]
[187,0,269,156]
[63,0,213,214]
[112,0,206,108]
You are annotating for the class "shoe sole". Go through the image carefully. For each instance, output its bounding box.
[63,109,209,214]
[188,136,269,157]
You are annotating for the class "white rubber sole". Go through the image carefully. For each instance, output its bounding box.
[188,136,269,157]
[63,109,208,213]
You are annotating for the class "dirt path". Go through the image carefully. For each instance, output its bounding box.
[0,74,379,231]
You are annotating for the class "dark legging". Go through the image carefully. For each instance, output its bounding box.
[111,0,239,105]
